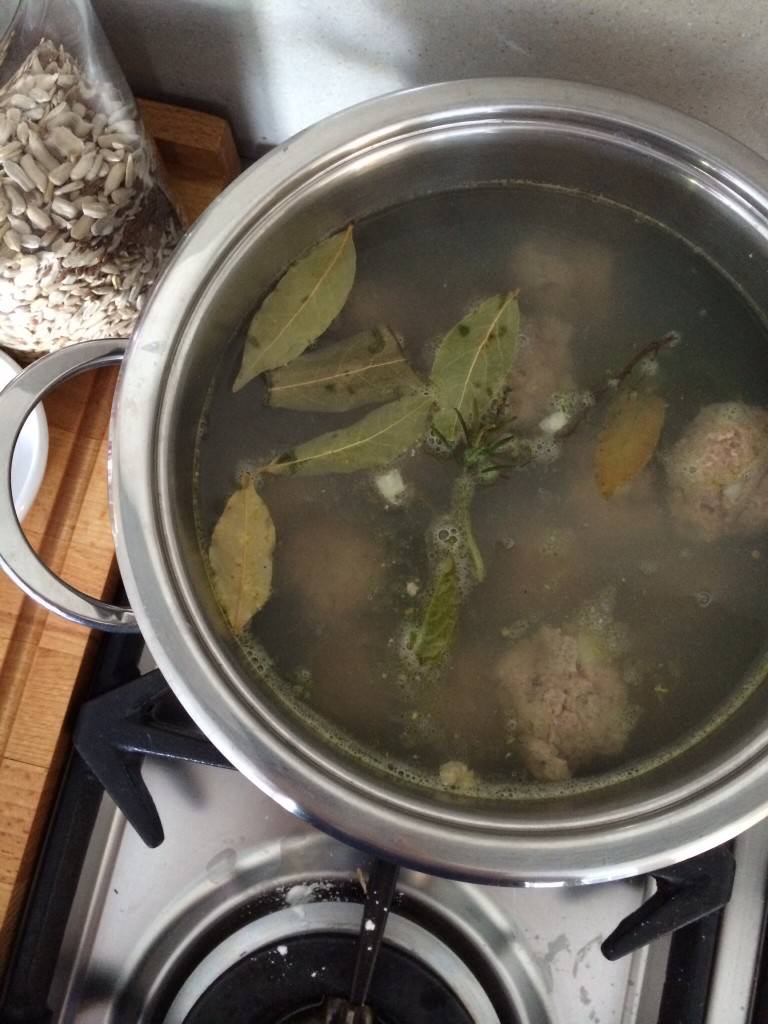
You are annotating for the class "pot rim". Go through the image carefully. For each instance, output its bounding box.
[112,77,768,883]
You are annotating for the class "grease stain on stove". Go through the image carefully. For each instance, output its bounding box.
[533,932,573,993]
[545,934,571,963]
[205,847,237,884]
[573,934,603,977]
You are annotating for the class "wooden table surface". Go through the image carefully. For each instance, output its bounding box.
[0,99,239,962]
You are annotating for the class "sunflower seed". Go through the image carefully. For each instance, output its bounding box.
[47,159,72,184]
[53,180,81,195]
[103,160,124,194]
[0,140,22,160]
[51,238,74,255]
[70,114,91,138]
[70,214,94,239]
[98,132,136,149]
[48,125,82,159]
[80,196,107,218]
[69,149,94,180]
[4,159,34,190]
[110,186,131,205]
[28,87,50,104]
[122,151,135,188]
[5,229,21,251]
[91,216,116,237]
[8,214,28,233]
[9,93,35,110]
[27,131,57,170]
[51,196,77,218]
[84,152,103,181]
[20,152,48,191]
[26,203,51,230]
[4,184,25,214]
[42,100,66,124]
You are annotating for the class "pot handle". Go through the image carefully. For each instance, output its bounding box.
[0,337,138,632]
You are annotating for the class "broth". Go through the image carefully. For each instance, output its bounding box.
[195,184,768,798]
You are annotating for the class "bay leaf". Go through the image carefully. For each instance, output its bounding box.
[264,393,432,476]
[208,475,276,633]
[594,390,666,498]
[233,225,356,392]
[267,325,421,412]
[430,293,520,442]
[413,557,460,666]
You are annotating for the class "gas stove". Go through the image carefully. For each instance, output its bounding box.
[2,629,768,1024]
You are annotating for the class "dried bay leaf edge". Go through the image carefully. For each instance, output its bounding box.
[267,325,421,412]
[594,390,666,498]
[208,474,276,633]
[430,292,520,442]
[412,557,461,666]
[234,225,356,392]
[263,392,433,476]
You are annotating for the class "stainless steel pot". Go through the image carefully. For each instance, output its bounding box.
[3,79,768,885]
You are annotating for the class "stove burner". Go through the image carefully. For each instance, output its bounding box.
[182,934,474,1024]
[162,899,512,1024]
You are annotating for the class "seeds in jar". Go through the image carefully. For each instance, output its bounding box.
[0,38,181,355]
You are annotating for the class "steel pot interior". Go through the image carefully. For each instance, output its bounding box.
[114,79,768,882]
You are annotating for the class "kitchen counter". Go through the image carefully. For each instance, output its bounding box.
[94,0,768,161]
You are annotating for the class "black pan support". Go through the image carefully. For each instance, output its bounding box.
[601,844,735,960]
[73,668,232,847]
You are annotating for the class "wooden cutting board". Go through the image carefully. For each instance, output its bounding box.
[0,100,240,961]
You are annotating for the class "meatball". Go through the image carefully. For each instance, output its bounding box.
[278,518,385,622]
[503,316,576,428]
[496,625,635,782]
[664,402,768,540]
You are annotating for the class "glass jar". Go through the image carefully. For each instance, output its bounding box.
[0,0,182,357]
